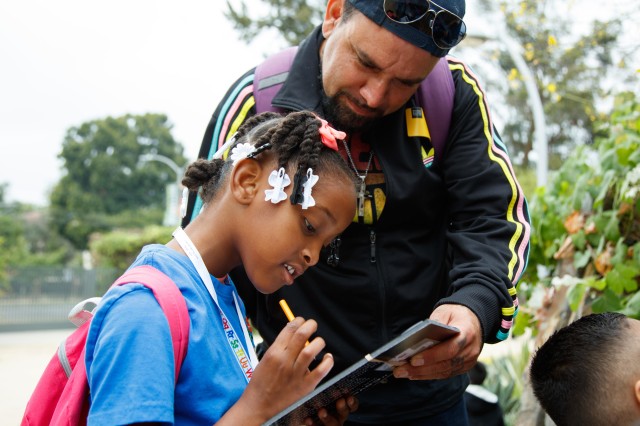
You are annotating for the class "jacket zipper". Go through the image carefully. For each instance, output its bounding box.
[369,229,376,263]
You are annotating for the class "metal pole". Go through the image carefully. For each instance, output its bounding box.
[500,31,548,187]
[459,3,549,187]
[138,154,184,226]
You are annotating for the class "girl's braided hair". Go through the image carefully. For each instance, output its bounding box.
[182,111,355,205]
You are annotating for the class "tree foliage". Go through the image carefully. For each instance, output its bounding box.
[518,92,640,336]
[492,0,633,168]
[89,225,174,271]
[225,0,323,48]
[49,113,187,250]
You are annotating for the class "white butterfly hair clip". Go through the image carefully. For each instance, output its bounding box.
[229,142,256,165]
[300,168,318,209]
[264,167,291,204]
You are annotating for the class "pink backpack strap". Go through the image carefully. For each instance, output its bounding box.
[113,265,190,382]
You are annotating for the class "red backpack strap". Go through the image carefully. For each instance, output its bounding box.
[113,265,190,382]
[253,46,298,113]
[415,57,455,162]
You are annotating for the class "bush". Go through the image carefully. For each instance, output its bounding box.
[89,225,174,271]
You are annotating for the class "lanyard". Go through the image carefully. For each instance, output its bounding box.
[172,227,259,382]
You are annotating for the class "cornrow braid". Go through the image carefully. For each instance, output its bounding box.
[235,112,281,142]
[182,110,356,207]
[182,158,226,201]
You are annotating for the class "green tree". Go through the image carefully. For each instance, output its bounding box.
[492,0,633,168]
[89,225,174,272]
[49,113,187,250]
[0,186,29,291]
[225,0,323,48]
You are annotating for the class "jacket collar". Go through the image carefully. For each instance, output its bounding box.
[272,26,325,114]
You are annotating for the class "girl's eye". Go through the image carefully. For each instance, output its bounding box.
[304,218,316,234]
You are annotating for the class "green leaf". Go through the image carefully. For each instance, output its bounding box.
[591,288,624,313]
[570,230,587,250]
[620,292,640,319]
[611,239,629,265]
[573,249,592,269]
[604,212,621,242]
[511,311,531,337]
[586,276,607,291]
[605,265,637,295]
[567,282,588,311]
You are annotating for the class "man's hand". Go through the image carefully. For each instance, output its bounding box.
[303,396,359,426]
[392,304,483,380]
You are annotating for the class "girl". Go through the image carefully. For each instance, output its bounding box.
[84,111,358,425]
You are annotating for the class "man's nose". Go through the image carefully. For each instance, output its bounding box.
[360,78,388,109]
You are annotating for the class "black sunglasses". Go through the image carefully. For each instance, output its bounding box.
[383,0,467,49]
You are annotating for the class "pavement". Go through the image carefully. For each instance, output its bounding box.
[0,328,70,425]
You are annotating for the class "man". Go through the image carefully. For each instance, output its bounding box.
[530,312,640,426]
[185,0,530,423]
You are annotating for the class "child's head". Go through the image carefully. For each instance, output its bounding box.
[182,111,356,293]
[530,312,640,426]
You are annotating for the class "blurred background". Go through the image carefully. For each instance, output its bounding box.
[1,0,638,424]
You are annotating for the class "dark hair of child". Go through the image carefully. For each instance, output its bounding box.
[529,312,630,426]
[182,111,356,204]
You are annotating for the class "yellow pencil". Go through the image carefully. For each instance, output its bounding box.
[279,299,310,346]
[279,299,296,322]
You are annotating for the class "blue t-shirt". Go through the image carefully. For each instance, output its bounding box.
[85,244,254,425]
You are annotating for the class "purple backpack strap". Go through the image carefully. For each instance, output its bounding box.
[254,46,298,114]
[416,57,455,162]
[254,48,454,161]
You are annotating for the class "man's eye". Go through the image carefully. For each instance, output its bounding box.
[304,218,316,233]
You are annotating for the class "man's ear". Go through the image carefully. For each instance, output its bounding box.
[322,0,344,37]
[635,379,640,406]
[230,159,262,205]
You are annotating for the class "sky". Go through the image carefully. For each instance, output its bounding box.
[0,0,278,206]
[0,0,633,206]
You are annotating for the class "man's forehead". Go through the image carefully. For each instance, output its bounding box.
[346,18,434,81]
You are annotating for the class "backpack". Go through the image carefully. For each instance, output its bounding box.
[21,265,190,426]
[253,46,455,162]
[182,46,456,226]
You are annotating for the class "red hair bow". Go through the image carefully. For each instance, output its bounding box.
[317,117,346,151]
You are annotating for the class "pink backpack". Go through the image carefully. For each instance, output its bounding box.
[21,265,190,426]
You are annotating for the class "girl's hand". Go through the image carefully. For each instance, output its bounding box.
[218,317,335,425]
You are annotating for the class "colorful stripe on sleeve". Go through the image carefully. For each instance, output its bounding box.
[448,57,531,340]
[192,74,257,218]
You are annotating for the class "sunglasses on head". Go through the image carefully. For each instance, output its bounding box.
[383,0,467,49]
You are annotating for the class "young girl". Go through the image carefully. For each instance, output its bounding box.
[84,111,358,425]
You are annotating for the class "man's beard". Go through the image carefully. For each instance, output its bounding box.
[321,90,382,133]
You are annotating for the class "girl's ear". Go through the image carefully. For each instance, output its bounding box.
[635,379,640,406]
[230,159,262,205]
